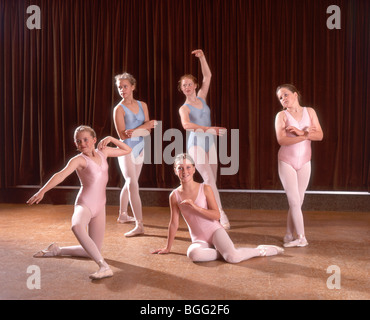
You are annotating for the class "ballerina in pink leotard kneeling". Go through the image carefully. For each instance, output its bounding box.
[27,125,131,280]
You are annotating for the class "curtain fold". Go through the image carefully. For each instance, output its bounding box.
[1,0,369,192]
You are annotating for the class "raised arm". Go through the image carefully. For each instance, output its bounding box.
[192,49,212,101]
[97,136,132,157]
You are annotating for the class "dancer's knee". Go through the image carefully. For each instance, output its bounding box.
[287,196,301,210]
[71,223,85,236]
[125,178,139,190]
[187,248,202,262]
[222,252,240,264]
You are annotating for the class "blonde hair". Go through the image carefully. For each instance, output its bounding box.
[173,153,195,167]
[74,125,96,140]
[115,72,137,87]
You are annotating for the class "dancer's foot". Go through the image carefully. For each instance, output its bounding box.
[124,221,144,237]
[89,260,113,280]
[33,243,61,257]
[283,233,294,243]
[117,211,136,224]
[220,210,230,230]
[283,235,308,248]
[257,245,284,257]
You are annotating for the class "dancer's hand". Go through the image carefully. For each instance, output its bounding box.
[286,126,304,136]
[152,247,170,255]
[27,191,44,205]
[97,136,113,150]
[192,49,204,58]
[180,199,197,209]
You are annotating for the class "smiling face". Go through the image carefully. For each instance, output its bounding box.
[74,130,97,154]
[174,159,196,183]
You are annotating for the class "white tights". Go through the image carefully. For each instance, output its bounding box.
[278,161,311,236]
[117,152,144,221]
[59,205,105,264]
[187,228,261,263]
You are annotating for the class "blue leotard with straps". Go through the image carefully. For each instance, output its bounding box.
[120,101,145,158]
[186,97,214,153]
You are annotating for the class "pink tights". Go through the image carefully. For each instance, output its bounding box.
[187,228,261,263]
[59,205,105,264]
[278,161,311,236]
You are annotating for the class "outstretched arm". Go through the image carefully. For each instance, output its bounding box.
[27,156,83,205]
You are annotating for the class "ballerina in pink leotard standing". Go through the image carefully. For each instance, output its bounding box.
[275,84,323,248]
[27,125,131,279]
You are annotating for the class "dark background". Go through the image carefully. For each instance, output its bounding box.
[1,0,369,194]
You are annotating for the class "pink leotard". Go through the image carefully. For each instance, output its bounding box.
[173,183,223,244]
[278,107,312,171]
[75,150,109,217]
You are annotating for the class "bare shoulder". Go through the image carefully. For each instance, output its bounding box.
[67,154,87,170]
[275,110,287,123]
[179,104,190,114]
[140,101,148,109]
[114,103,124,115]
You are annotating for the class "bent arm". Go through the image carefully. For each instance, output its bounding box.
[180,185,220,221]
[307,107,324,141]
[179,105,210,132]
[113,105,128,140]
[98,136,132,157]
[275,112,308,146]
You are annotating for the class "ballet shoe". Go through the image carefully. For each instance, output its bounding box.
[283,234,294,243]
[33,243,61,258]
[124,222,144,237]
[220,210,230,230]
[283,235,308,248]
[89,267,113,280]
[257,245,284,257]
[117,211,136,224]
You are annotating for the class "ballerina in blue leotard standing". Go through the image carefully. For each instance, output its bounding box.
[113,72,157,237]
[178,50,230,229]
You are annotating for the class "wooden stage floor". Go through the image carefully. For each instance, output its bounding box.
[0,203,369,300]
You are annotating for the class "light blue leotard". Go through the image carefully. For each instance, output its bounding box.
[186,97,214,153]
[120,101,145,158]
